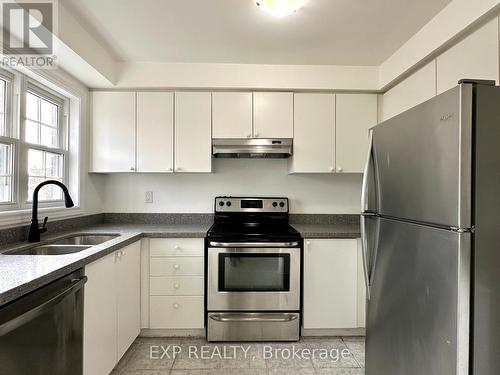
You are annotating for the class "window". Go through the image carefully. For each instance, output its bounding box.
[0,67,74,213]
[23,85,67,203]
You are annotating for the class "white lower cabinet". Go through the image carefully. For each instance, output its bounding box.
[303,239,363,329]
[147,238,205,330]
[84,241,141,375]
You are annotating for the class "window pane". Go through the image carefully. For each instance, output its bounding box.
[26,92,39,121]
[0,79,5,137]
[0,176,11,203]
[25,120,39,144]
[27,148,64,201]
[28,149,44,176]
[40,99,58,127]
[0,143,12,203]
[40,124,58,148]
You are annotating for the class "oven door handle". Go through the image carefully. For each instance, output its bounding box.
[209,241,300,248]
[209,313,298,323]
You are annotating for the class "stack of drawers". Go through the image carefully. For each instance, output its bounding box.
[149,238,204,329]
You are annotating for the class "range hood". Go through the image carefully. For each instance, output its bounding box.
[212,138,293,158]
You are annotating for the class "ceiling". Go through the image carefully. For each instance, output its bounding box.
[62,0,451,66]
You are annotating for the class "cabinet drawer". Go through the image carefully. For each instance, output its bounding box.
[149,238,204,257]
[150,257,203,276]
[150,276,204,296]
[150,296,204,329]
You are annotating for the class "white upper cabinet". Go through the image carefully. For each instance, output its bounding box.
[212,92,252,138]
[437,19,499,94]
[382,61,436,121]
[253,92,293,138]
[175,92,212,173]
[289,93,335,173]
[336,94,378,173]
[137,92,174,173]
[91,92,136,173]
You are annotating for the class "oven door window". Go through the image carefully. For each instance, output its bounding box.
[218,253,290,292]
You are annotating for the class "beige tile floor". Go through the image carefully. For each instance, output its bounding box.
[112,336,365,375]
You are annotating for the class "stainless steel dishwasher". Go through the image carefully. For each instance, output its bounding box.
[0,269,87,375]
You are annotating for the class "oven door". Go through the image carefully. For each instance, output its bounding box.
[207,246,300,311]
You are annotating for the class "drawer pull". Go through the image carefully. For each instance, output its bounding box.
[173,264,180,270]
[174,245,180,250]
[174,283,180,289]
[173,303,180,309]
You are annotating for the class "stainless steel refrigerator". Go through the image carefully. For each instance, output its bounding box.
[361,80,500,375]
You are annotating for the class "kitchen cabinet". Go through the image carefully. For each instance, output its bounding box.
[336,94,378,173]
[84,241,141,375]
[437,19,499,94]
[303,239,358,329]
[137,91,174,172]
[83,252,117,375]
[90,92,136,172]
[253,92,293,138]
[116,244,141,360]
[147,238,204,329]
[175,92,212,172]
[212,92,252,138]
[382,61,436,121]
[289,93,335,173]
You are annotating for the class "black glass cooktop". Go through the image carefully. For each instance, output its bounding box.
[207,221,301,242]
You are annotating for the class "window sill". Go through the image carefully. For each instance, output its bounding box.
[0,206,83,229]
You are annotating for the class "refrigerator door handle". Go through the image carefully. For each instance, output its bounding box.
[361,130,374,213]
[360,215,371,300]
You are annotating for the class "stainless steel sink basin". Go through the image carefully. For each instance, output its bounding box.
[53,234,119,246]
[6,245,91,255]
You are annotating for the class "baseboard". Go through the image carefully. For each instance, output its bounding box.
[301,328,366,337]
[140,328,205,338]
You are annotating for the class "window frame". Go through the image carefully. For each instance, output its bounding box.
[21,79,69,208]
[0,68,73,213]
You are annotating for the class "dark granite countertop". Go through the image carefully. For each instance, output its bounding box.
[291,223,361,239]
[0,223,210,307]
[0,219,360,307]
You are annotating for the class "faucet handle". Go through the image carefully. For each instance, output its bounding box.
[40,217,48,233]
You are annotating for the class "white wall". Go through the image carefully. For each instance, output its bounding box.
[101,159,362,214]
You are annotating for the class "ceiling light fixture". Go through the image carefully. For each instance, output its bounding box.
[255,0,305,18]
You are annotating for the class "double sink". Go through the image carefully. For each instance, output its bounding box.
[5,234,119,256]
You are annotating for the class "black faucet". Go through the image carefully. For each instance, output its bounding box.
[28,180,74,242]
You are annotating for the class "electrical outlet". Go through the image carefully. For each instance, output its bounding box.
[145,191,154,203]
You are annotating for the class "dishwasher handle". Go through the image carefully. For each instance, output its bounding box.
[0,276,87,336]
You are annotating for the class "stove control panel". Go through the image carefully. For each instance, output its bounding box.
[215,197,288,213]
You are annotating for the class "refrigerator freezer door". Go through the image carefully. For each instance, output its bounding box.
[372,84,472,228]
[366,218,470,375]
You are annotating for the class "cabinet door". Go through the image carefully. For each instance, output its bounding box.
[212,92,252,138]
[289,93,335,173]
[336,94,378,173]
[91,92,136,172]
[175,92,212,172]
[116,242,141,360]
[382,61,436,121]
[253,92,293,138]
[137,92,174,172]
[84,253,117,375]
[437,19,499,94]
[303,239,358,329]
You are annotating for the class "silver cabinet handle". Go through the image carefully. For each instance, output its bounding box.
[210,313,298,323]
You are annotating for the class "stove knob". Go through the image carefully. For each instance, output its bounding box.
[218,201,224,207]
[279,202,285,208]
[272,202,278,207]
[226,201,232,207]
